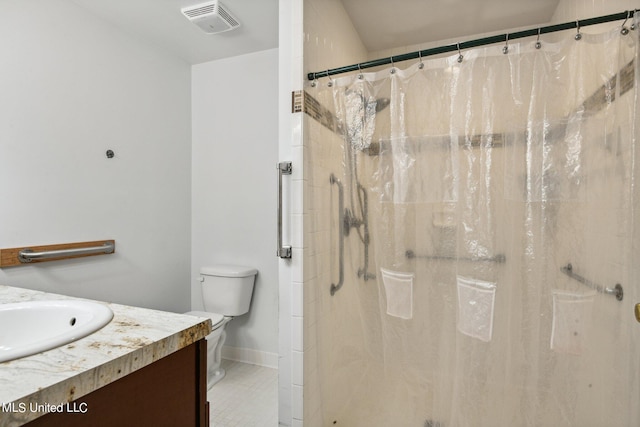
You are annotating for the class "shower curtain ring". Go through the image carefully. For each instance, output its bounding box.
[621,10,631,35]
[457,43,464,63]
[310,72,318,87]
[535,28,542,49]
[418,51,425,69]
[502,34,509,54]
[326,71,333,87]
[357,64,363,80]
[390,56,396,74]
[575,20,582,40]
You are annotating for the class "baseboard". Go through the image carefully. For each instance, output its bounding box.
[222,346,279,369]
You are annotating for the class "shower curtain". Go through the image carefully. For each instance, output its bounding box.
[312,19,640,427]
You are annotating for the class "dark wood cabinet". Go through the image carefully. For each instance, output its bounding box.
[26,340,209,427]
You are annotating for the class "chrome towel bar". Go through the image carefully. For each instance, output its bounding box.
[277,161,292,259]
[560,263,623,301]
[19,242,115,263]
[0,240,116,267]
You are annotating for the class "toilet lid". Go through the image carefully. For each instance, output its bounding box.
[186,311,225,328]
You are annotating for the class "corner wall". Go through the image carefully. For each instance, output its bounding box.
[552,0,638,23]
[191,48,280,361]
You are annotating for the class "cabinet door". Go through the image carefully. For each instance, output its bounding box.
[26,339,208,427]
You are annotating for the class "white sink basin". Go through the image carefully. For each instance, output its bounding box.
[0,300,114,363]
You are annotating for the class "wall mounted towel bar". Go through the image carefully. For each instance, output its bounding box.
[277,161,292,259]
[406,250,506,263]
[0,240,115,267]
[560,263,623,301]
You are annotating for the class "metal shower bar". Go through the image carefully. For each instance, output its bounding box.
[406,250,506,263]
[308,10,638,81]
[330,173,345,296]
[277,161,293,259]
[560,263,624,301]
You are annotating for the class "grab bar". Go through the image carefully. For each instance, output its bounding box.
[277,161,292,259]
[330,173,344,296]
[19,242,115,263]
[560,263,623,301]
[355,183,375,281]
[406,250,506,263]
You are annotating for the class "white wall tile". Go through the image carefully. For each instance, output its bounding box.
[291,281,304,317]
[292,179,305,215]
[292,350,304,385]
[292,315,304,351]
[292,384,304,420]
[292,213,305,249]
[292,248,304,282]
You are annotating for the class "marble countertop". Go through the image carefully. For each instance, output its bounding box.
[0,285,212,427]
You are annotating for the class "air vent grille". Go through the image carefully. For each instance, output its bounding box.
[217,6,239,27]
[183,4,216,18]
[181,1,241,34]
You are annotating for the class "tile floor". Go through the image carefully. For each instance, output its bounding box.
[207,359,279,427]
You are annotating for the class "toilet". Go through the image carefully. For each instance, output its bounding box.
[186,264,257,389]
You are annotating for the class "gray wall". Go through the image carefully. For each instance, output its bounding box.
[191,49,279,357]
[0,0,192,311]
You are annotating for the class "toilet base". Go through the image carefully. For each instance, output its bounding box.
[205,317,231,390]
[208,367,226,388]
[185,311,232,390]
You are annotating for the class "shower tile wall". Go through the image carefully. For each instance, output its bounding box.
[299,0,640,426]
[552,0,639,23]
[279,0,302,424]
[300,1,369,426]
[366,0,640,67]
[548,3,640,424]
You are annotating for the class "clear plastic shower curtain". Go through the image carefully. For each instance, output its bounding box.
[314,21,640,427]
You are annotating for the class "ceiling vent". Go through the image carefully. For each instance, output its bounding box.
[181,1,241,34]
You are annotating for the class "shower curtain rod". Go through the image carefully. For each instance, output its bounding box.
[307,10,638,81]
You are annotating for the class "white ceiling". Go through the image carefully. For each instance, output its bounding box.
[68,0,561,65]
[342,0,561,52]
[69,0,279,64]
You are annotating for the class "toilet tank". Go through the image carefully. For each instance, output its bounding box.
[200,265,257,316]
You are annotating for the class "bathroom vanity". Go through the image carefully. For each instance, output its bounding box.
[0,286,212,427]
